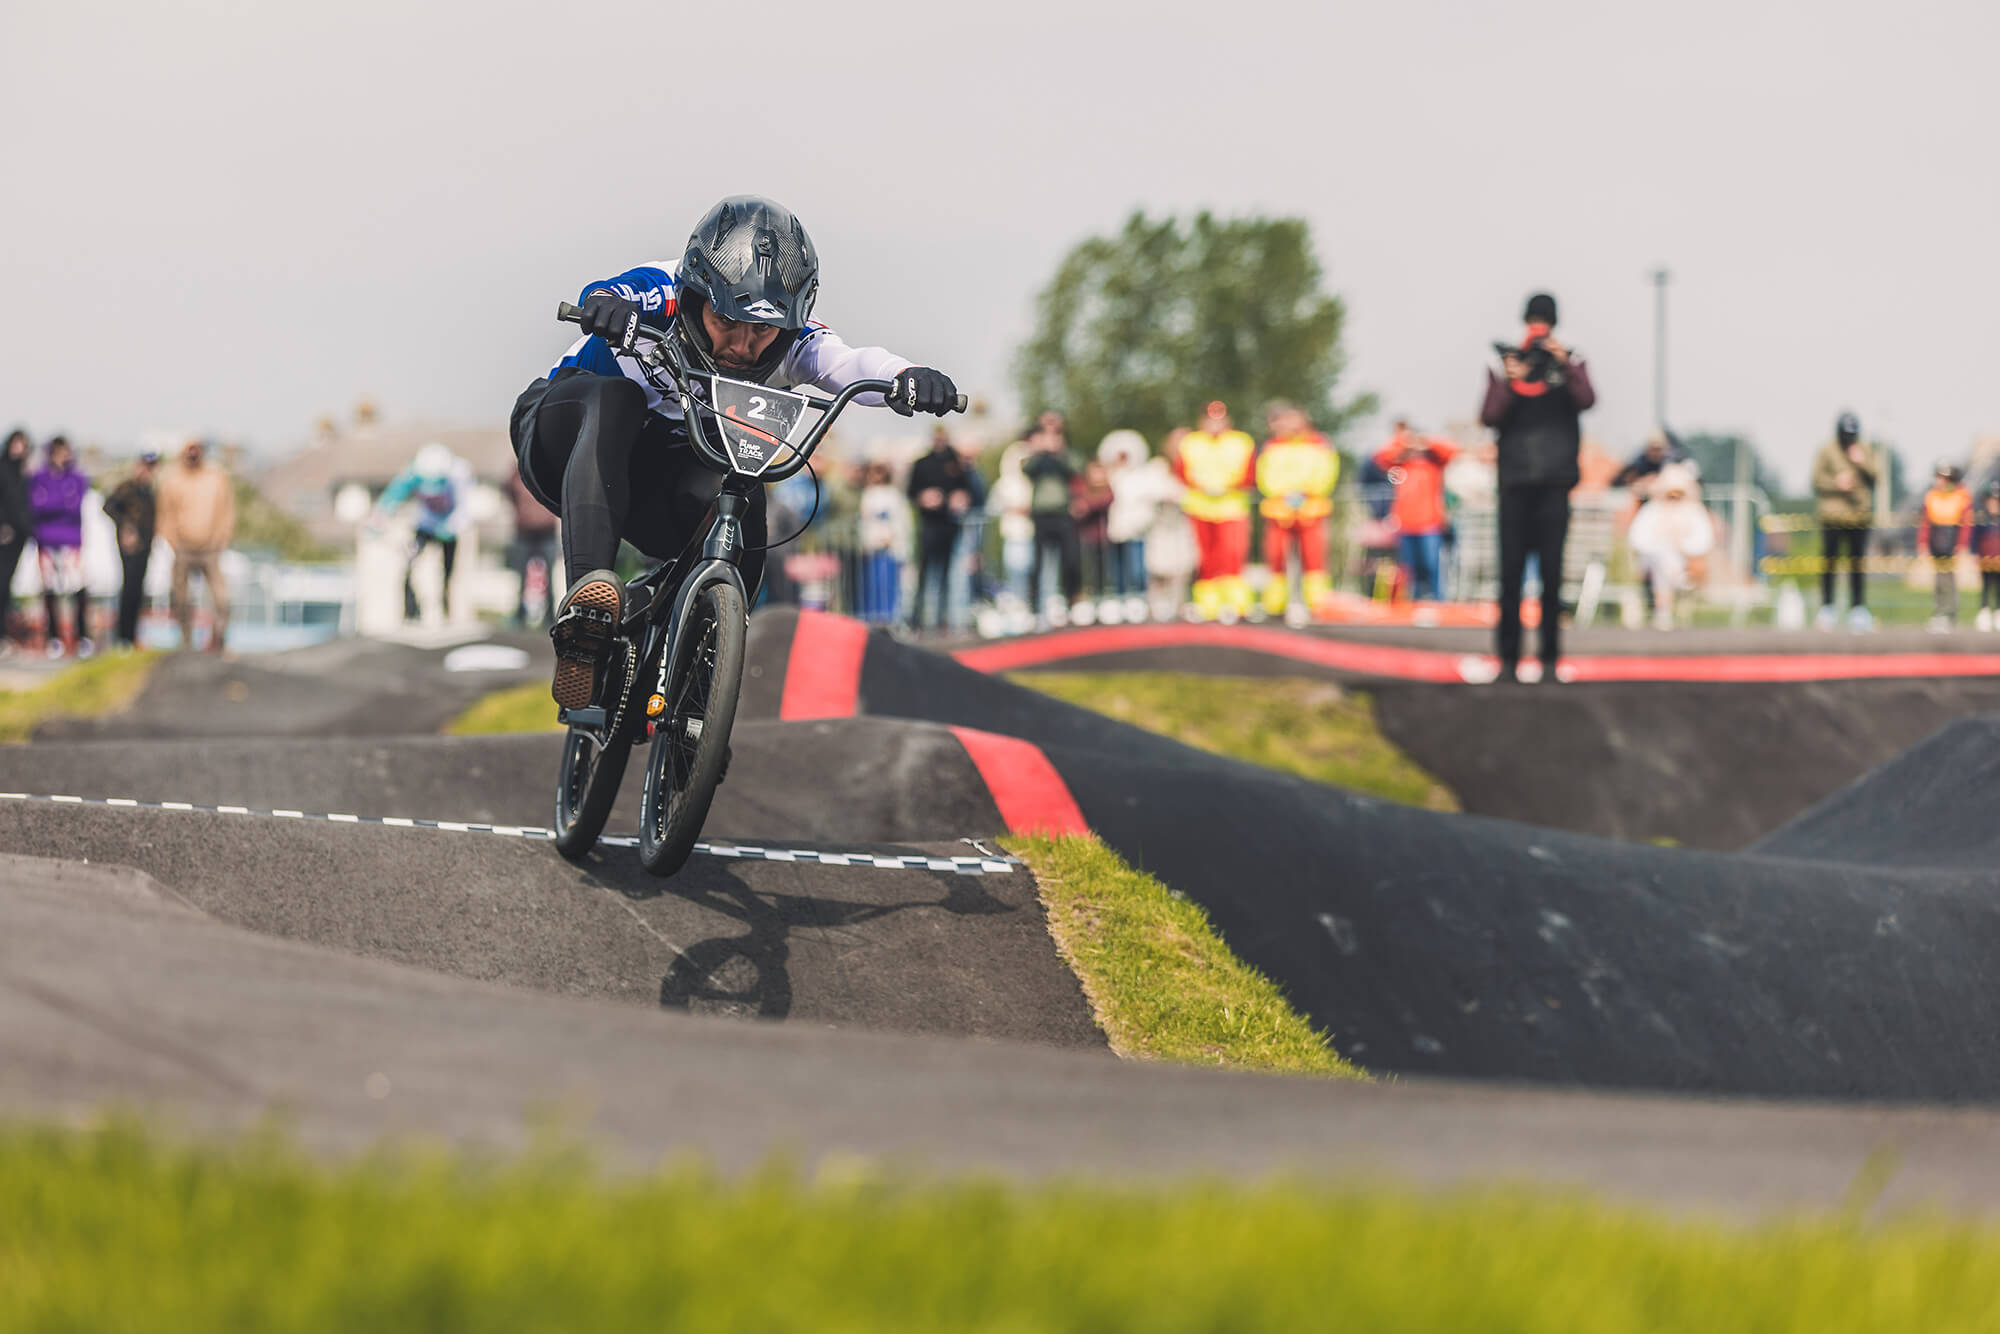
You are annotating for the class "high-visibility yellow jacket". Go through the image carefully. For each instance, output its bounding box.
[1175,429,1256,521]
[1257,431,1339,523]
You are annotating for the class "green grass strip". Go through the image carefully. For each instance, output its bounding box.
[7,1119,2000,1332]
[0,651,159,743]
[1009,833,1359,1078]
[442,681,562,736]
[1013,670,1457,809]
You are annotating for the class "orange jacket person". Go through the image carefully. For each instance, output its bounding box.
[1256,402,1339,621]
[1373,419,1458,602]
[1919,460,1972,632]
[1174,400,1257,619]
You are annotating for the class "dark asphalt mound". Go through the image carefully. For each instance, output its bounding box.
[0,723,1095,1049]
[28,853,2000,1213]
[1370,677,2000,850]
[0,720,1006,845]
[745,611,2000,1101]
[1751,714,2000,869]
[879,613,2000,848]
[36,633,552,741]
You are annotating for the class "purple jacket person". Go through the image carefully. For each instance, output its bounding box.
[29,439,89,550]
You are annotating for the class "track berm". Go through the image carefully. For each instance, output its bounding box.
[8,611,2000,1214]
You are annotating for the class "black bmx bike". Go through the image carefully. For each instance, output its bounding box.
[546,301,965,875]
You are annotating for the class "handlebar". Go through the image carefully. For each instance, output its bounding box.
[555,300,966,478]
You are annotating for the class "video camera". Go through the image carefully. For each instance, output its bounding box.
[1493,337,1567,390]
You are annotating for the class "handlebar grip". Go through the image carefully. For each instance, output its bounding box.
[951,393,969,414]
[557,301,585,325]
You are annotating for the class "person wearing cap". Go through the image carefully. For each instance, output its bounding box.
[101,451,160,649]
[1479,292,1596,681]
[1918,460,1972,634]
[374,442,470,621]
[156,439,237,652]
[1174,400,1257,620]
[1810,412,1877,631]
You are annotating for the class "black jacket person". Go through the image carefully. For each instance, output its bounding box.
[1479,292,1597,680]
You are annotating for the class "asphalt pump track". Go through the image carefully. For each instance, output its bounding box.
[951,618,2000,848]
[10,621,2000,1215]
[753,609,2000,1102]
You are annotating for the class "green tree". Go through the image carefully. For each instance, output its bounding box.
[1014,211,1374,452]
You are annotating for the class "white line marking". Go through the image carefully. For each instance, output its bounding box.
[3,791,1023,873]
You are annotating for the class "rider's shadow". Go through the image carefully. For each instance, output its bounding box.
[583,851,1013,1021]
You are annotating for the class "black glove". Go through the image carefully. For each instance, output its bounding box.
[889,366,957,417]
[577,291,644,352]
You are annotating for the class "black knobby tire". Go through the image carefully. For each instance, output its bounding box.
[552,644,638,861]
[638,581,745,876]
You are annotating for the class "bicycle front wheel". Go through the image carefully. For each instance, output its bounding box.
[637,580,745,876]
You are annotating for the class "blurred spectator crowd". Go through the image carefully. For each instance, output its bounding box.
[0,428,237,659]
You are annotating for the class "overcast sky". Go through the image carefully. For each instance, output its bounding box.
[5,0,1995,487]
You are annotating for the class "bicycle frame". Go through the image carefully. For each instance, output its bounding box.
[550,302,896,741]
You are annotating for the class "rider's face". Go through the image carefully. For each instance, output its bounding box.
[702,305,781,371]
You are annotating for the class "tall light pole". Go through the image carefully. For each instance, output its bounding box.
[1649,267,1671,428]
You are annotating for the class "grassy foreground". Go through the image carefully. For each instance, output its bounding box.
[0,650,159,743]
[1014,670,1458,809]
[442,681,562,735]
[7,1121,2000,1332]
[1011,834,1357,1077]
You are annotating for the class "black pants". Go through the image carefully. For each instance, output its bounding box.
[1820,525,1868,608]
[117,546,151,645]
[0,539,23,642]
[1496,482,1570,670]
[1029,513,1081,605]
[912,522,959,629]
[405,530,458,618]
[44,591,87,645]
[511,370,767,595]
[1983,569,2000,611]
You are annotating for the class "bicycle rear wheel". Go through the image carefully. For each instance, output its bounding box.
[637,581,744,876]
[552,641,637,860]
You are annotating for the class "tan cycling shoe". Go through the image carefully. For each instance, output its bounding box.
[549,570,623,710]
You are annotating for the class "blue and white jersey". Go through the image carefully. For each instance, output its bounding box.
[548,260,911,418]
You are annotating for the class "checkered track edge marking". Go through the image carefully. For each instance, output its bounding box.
[0,792,1022,875]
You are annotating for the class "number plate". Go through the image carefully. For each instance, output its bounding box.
[703,376,810,477]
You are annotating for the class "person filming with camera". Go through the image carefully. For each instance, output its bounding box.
[1480,291,1596,682]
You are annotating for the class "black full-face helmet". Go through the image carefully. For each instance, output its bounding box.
[674,195,820,382]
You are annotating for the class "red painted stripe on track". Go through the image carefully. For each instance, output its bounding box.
[953,623,1467,682]
[949,623,2000,685]
[778,610,868,719]
[949,726,1089,837]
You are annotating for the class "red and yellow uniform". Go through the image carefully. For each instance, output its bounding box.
[1175,427,1257,617]
[1256,429,1339,614]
